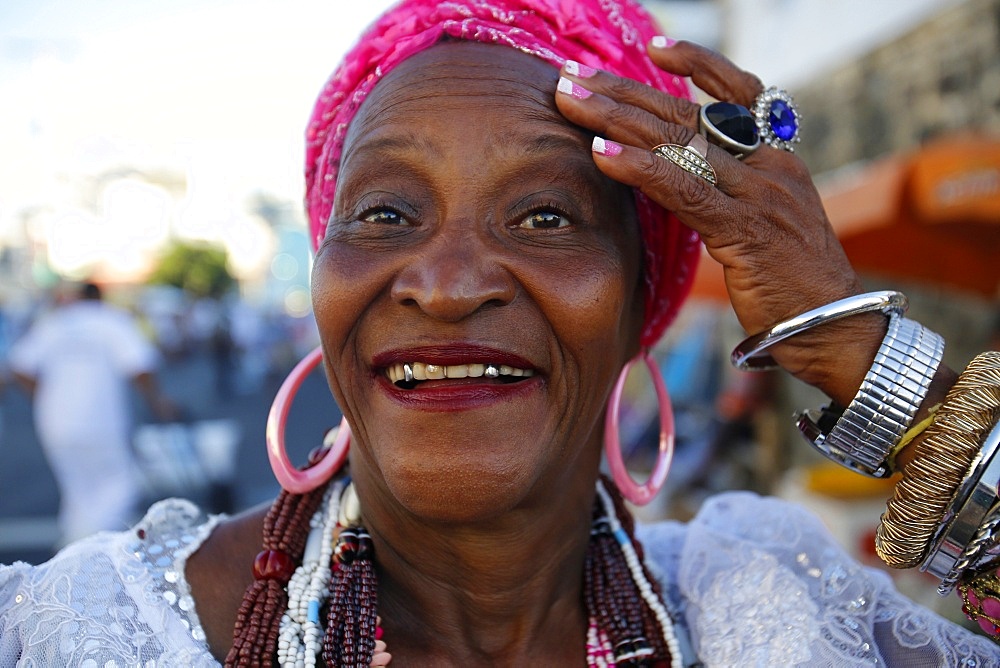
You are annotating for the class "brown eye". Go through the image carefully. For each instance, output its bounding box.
[362,208,406,225]
[519,211,569,229]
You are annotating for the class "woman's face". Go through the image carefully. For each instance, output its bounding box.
[312,42,644,521]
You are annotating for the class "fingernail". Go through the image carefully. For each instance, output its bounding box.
[650,35,669,49]
[592,137,622,157]
[564,59,598,78]
[557,76,592,100]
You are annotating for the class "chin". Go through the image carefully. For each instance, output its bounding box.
[384,460,534,524]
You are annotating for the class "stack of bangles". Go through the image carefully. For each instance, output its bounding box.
[732,291,1000,639]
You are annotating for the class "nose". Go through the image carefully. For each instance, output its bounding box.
[390,230,516,322]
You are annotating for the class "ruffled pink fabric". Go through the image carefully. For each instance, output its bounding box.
[305,0,702,346]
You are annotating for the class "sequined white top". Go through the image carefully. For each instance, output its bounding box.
[1,492,997,667]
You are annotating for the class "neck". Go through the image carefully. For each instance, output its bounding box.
[362,476,597,665]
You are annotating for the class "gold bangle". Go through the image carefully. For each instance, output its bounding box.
[885,403,941,471]
[876,352,1000,569]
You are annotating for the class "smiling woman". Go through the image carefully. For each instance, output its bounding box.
[4,0,1000,666]
[313,43,646,524]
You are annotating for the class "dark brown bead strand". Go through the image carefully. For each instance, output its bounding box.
[604,478,671,661]
[587,511,650,663]
[586,476,672,667]
[322,527,378,667]
[224,467,673,667]
[226,483,327,667]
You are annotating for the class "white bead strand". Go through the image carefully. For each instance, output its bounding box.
[278,480,344,667]
[595,480,682,668]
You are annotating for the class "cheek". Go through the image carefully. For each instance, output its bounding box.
[310,244,390,355]
[533,255,637,359]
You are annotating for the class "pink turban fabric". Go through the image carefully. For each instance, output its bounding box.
[305,0,702,346]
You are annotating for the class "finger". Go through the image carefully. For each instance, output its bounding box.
[593,134,851,326]
[561,60,701,130]
[555,79,759,198]
[648,40,763,107]
[590,135,758,250]
[555,75,681,151]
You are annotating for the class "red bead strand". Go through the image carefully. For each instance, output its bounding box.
[225,474,327,667]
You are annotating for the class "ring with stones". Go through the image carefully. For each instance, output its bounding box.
[751,86,801,151]
[699,102,760,159]
[652,134,717,186]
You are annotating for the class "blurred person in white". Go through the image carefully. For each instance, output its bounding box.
[9,281,177,543]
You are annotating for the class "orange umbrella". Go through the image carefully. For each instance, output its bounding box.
[687,247,728,304]
[687,133,1000,303]
[821,133,1000,298]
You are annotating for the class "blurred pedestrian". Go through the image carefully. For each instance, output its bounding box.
[9,281,177,544]
[209,299,236,399]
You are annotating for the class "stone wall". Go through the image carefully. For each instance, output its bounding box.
[794,0,1000,175]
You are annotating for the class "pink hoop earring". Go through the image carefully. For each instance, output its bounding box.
[604,349,675,506]
[266,345,350,493]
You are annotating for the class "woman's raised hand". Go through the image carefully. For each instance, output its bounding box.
[555,40,885,404]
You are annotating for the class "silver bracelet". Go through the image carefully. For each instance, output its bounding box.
[795,316,945,478]
[730,290,908,372]
[922,417,1000,589]
[936,506,1000,596]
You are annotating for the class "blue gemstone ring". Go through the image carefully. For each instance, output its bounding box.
[698,102,760,160]
[751,87,801,152]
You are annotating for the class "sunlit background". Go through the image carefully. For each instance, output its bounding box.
[3,0,999,618]
[1,0,406,317]
[0,0,966,311]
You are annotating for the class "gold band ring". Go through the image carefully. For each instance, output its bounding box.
[651,134,717,186]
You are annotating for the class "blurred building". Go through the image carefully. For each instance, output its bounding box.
[791,0,1000,173]
[689,0,1000,318]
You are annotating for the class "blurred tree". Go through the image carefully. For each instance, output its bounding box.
[148,241,235,298]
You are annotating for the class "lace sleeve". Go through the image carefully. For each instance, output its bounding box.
[0,498,222,667]
[640,492,1000,667]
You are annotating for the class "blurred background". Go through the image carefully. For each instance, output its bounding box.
[1,0,998,625]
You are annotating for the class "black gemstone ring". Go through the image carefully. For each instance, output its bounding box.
[699,102,760,159]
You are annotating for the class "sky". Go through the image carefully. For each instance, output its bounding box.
[726,0,961,89]
[0,0,962,277]
[0,0,397,255]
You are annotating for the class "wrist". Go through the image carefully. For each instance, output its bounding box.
[892,365,960,472]
[767,311,886,406]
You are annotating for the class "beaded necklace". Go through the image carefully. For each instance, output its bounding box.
[278,481,342,666]
[231,474,681,667]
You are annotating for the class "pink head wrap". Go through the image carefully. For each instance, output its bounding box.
[305,0,701,346]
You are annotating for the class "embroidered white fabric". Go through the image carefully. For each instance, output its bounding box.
[639,492,999,667]
[2,492,998,667]
[0,499,221,667]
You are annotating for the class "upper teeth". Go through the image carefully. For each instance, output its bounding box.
[387,362,534,383]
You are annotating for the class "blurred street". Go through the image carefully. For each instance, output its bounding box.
[0,347,342,565]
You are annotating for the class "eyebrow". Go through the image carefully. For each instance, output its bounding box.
[340,126,605,203]
[341,132,443,165]
[347,123,587,162]
[511,131,589,156]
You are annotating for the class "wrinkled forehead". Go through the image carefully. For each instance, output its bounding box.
[342,41,573,159]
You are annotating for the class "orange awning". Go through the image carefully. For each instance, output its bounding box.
[822,133,1000,298]
[687,133,1000,303]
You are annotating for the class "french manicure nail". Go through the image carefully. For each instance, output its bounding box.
[592,137,622,157]
[650,35,669,49]
[557,76,593,100]
[564,60,598,78]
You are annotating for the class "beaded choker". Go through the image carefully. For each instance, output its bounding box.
[228,474,681,667]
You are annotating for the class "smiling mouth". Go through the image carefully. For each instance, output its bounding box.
[386,362,535,389]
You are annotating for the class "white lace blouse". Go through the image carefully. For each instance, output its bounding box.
[2,492,997,667]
